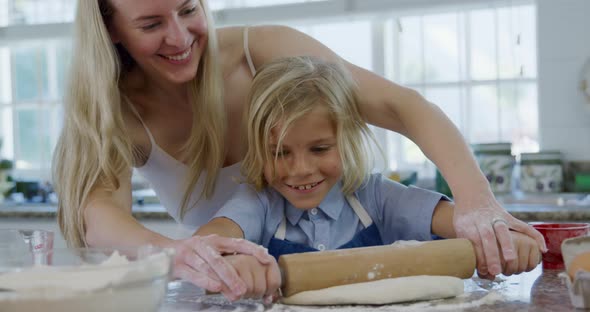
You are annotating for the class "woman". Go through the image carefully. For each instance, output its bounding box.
[53,0,545,300]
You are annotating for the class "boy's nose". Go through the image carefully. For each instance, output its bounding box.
[289,155,314,176]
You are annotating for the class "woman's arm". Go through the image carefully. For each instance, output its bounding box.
[83,171,170,247]
[82,172,271,298]
[246,25,546,278]
[431,200,541,276]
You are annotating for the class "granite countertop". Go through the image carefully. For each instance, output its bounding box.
[1,202,589,222]
[160,265,572,311]
[0,203,172,219]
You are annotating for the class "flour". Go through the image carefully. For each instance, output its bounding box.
[185,291,505,312]
[390,240,425,248]
[0,250,172,312]
[267,292,504,312]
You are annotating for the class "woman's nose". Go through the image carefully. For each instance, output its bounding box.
[164,19,189,47]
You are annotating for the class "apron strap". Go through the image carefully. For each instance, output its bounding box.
[346,194,373,228]
[275,213,287,240]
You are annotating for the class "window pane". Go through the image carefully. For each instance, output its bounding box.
[210,0,325,10]
[497,7,518,79]
[296,20,373,71]
[470,10,496,80]
[12,44,49,102]
[497,6,537,79]
[0,0,7,26]
[402,137,426,165]
[424,87,463,131]
[398,16,422,84]
[0,47,10,104]
[498,82,538,153]
[0,106,14,159]
[423,13,460,82]
[470,85,499,143]
[55,40,72,99]
[10,0,75,24]
[14,106,55,170]
[516,5,537,78]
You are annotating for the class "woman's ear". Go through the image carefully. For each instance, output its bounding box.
[108,26,120,44]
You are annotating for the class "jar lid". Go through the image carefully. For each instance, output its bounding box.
[520,151,562,162]
[472,142,512,153]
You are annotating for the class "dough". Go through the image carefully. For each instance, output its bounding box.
[281,275,464,306]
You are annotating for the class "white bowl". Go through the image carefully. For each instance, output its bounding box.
[0,245,174,312]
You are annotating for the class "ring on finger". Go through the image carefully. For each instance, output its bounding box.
[491,217,508,227]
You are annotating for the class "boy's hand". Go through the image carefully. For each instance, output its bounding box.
[167,235,273,298]
[220,254,282,303]
[499,231,542,276]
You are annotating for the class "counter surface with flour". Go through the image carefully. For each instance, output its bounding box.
[160,264,570,312]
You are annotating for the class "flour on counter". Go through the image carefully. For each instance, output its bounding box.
[268,291,504,312]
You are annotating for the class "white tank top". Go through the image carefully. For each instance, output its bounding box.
[135,27,257,227]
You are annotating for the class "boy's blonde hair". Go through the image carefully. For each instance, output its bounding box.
[242,56,374,195]
[52,0,224,247]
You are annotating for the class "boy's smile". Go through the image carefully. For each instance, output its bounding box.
[264,106,342,210]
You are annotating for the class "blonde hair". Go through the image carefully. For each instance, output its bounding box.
[242,56,374,195]
[53,0,224,247]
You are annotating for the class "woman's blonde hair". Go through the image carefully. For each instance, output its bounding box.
[53,0,224,247]
[242,56,375,195]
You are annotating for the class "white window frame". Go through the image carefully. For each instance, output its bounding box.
[0,0,538,182]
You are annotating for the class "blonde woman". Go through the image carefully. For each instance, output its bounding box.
[53,0,545,300]
[197,56,541,299]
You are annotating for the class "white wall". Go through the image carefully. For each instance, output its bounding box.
[537,0,590,160]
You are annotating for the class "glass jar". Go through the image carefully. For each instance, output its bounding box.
[472,143,514,194]
[519,151,563,193]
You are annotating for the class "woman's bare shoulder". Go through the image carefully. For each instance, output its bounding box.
[216,26,248,76]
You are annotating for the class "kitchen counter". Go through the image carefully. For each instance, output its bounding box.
[160,265,572,311]
[1,202,589,222]
[0,203,171,219]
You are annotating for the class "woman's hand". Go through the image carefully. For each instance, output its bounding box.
[222,254,282,303]
[453,194,546,280]
[167,234,274,298]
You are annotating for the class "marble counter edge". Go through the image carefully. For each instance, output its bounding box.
[1,204,590,221]
[0,204,173,219]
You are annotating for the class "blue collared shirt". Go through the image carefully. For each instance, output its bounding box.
[211,173,449,250]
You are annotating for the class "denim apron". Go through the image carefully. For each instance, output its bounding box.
[268,195,383,260]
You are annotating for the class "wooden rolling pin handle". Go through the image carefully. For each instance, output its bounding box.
[278,238,476,297]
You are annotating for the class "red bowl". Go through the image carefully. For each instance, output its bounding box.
[531,223,590,270]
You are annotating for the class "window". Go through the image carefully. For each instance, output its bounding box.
[293,20,373,71]
[0,0,539,184]
[384,4,538,177]
[0,39,68,180]
[209,0,326,10]
[291,20,390,170]
[0,0,75,26]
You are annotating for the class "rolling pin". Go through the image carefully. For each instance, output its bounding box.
[279,238,475,297]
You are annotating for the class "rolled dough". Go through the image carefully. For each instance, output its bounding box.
[281,275,464,306]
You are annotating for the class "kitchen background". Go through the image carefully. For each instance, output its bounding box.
[0,0,589,247]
